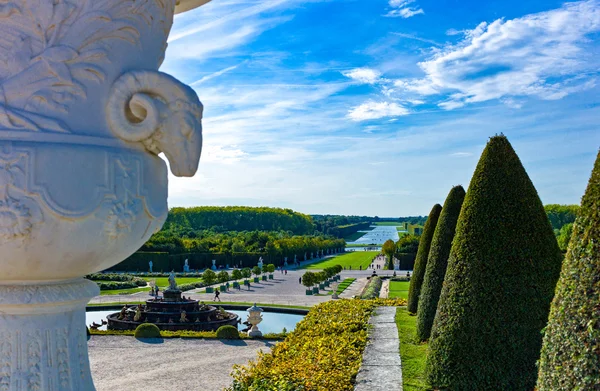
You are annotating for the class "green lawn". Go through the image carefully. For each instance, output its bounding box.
[141,277,203,287]
[301,251,377,270]
[374,222,402,226]
[389,281,410,299]
[396,307,429,391]
[100,287,151,296]
[344,231,367,242]
[335,278,356,294]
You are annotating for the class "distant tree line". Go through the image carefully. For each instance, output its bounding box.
[544,204,579,251]
[164,206,315,234]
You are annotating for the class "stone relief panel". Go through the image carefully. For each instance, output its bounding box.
[0,0,176,134]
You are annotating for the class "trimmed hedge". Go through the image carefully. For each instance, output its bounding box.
[134,323,161,338]
[407,203,442,313]
[228,298,406,391]
[360,276,382,299]
[537,150,600,390]
[425,135,563,391]
[216,325,241,339]
[416,185,465,341]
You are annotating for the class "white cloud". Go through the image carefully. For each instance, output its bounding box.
[342,68,382,84]
[449,152,473,157]
[385,0,424,18]
[394,0,600,109]
[348,101,410,121]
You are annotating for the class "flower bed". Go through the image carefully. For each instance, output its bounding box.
[228,298,406,391]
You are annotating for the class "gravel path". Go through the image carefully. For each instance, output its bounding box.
[89,336,272,391]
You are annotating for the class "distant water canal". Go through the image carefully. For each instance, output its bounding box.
[348,225,404,245]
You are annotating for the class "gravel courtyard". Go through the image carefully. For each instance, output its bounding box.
[89,336,273,391]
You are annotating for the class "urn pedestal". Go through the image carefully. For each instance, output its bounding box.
[0,0,208,389]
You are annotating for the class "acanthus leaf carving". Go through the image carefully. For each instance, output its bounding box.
[0,0,175,134]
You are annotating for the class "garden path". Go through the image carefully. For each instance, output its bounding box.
[354,306,403,390]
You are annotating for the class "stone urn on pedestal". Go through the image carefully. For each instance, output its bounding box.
[246,303,264,338]
[0,0,209,389]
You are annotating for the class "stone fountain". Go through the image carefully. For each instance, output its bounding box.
[106,273,239,331]
[0,0,210,389]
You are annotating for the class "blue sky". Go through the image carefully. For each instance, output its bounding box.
[161,0,600,216]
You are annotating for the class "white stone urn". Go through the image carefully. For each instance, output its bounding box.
[0,0,209,389]
[246,303,264,338]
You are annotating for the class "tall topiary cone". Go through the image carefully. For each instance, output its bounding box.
[416,185,465,341]
[425,135,563,390]
[407,203,442,313]
[537,149,600,391]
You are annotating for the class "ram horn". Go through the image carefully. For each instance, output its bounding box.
[106,70,193,142]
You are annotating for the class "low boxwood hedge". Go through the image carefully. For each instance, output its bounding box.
[216,325,241,339]
[360,276,382,299]
[134,323,161,338]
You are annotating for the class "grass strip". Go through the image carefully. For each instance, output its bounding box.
[396,307,429,391]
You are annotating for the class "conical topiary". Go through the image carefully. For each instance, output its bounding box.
[537,149,600,391]
[407,203,442,314]
[425,135,563,391]
[416,185,465,341]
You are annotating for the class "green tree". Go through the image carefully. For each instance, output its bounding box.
[407,203,442,313]
[217,271,230,284]
[232,269,243,280]
[416,185,465,341]
[426,135,563,391]
[556,222,573,252]
[396,234,420,253]
[537,150,600,391]
[251,266,261,278]
[241,267,251,279]
[382,239,396,269]
[544,204,579,231]
[302,272,315,289]
[202,269,216,286]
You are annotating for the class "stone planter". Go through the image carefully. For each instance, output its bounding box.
[262,275,267,281]
[269,274,274,279]
[254,277,260,283]
[206,287,214,293]
[0,1,209,387]
[312,287,319,294]
[319,283,325,290]
[219,285,227,292]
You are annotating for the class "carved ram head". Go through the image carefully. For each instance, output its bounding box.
[106,70,203,177]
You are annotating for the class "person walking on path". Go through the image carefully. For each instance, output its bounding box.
[299,277,302,284]
[213,289,221,302]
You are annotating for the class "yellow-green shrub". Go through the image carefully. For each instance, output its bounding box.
[228,298,406,391]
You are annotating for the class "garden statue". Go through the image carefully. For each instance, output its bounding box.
[183,259,190,273]
[284,256,288,266]
[149,260,153,273]
[118,306,127,320]
[294,254,297,264]
[180,310,188,323]
[134,306,142,322]
[311,252,314,259]
[212,259,217,271]
[257,257,264,270]
[168,270,177,290]
[0,0,211,388]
